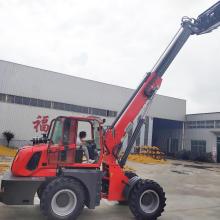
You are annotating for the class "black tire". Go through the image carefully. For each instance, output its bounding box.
[40,177,85,220]
[129,179,166,220]
[37,181,49,199]
[37,186,44,199]
[118,171,137,205]
[125,171,137,179]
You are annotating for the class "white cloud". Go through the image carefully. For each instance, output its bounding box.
[0,0,219,113]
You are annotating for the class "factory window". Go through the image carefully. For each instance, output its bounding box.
[91,108,98,115]
[14,96,22,104]
[196,121,205,128]
[38,99,44,107]
[69,104,77,112]
[23,97,30,105]
[186,121,196,128]
[91,108,107,116]
[0,92,117,118]
[215,120,220,128]
[107,110,116,117]
[112,111,117,117]
[7,95,14,103]
[64,103,71,111]
[106,110,110,117]
[30,98,38,106]
[191,140,206,155]
[0,93,6,102]
[186,120,215,129]
[44,100,51,108]
[80,106,89,114]
[205,120,214,128]
[53,102,65,110]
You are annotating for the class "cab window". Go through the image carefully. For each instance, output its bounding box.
[51,118,75,145]
[51,118,63,145]
[76,120,101,163]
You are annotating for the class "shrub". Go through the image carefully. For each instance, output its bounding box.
[2,131,15,147]
[175,150,191,160]
[175,150,214,163]
[192,152,214,163]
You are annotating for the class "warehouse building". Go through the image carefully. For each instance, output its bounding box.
[0,60,219,162]
[185,113,220,162]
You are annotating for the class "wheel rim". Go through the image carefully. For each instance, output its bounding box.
[51,189,77,217]
[139,190,160,214]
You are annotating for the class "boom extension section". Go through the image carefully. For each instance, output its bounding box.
[196,1,220,35]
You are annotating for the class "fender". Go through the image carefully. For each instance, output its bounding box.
[123,175,141,200]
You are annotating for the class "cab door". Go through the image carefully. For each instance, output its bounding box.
[48,117,77,165]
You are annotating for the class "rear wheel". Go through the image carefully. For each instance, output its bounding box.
[128,179,166,220]
[40,177,85,220]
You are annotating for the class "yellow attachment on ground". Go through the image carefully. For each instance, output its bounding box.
[0,145,18,157]
[0,163,10,174]
[129,145,167,164]
[128,154,167,164]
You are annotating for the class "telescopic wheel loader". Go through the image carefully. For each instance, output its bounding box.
[1,2,220,220]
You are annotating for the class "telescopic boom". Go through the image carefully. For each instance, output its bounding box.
[103,1,220,167]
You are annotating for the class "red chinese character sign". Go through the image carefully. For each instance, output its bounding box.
[33,115,50,133]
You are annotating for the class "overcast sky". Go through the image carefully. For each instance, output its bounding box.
[0,0,220,114]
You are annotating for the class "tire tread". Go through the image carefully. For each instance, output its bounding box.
[129,179,166,220]
[40,177,85,220]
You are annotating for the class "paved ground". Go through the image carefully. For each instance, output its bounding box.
[0,159,220,220]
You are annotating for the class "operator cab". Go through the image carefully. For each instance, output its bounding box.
[47,116,103,166]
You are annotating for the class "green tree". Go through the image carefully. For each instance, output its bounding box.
[2,131,15,147]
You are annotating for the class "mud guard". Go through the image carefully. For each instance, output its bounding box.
[123,175,141,200]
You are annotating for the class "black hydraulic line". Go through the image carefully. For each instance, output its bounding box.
[119,118,145,168]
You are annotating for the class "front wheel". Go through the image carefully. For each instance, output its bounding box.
[129,179,166,220]
[40,177,85,220]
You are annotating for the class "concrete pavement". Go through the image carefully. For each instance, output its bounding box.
[0,160,220,220]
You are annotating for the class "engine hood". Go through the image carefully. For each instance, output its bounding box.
[11,144,48,176]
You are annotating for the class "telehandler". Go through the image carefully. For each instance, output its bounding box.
[1,1,220,219]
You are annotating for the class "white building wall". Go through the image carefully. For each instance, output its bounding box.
[184,128,216,153]
[0,102,114,147]
[0,60,186,121]
[148,95,186,121]
[0,60,186,148]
